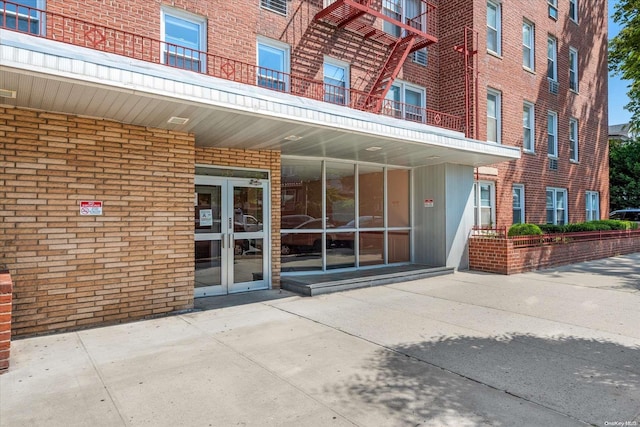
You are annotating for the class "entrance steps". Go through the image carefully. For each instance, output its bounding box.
[281,265,454,296]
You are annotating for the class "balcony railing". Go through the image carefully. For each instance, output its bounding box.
[0,1,462,133]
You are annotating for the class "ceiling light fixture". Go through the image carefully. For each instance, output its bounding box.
[167,116,189,125]
[284,135,302,141]
[366,146,382,151]
[0,89,17,99]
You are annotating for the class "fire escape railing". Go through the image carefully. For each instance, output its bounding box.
[0,1,462,133]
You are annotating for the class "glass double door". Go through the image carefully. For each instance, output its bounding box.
[195,176,269,297]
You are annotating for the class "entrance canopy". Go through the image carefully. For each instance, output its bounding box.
[0,30,520,168]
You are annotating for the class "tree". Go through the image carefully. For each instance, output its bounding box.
[609,138,640,210]
[609,1,640,130]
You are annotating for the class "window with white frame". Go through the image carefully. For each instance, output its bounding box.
[261,0,286,15]
[257,38,290,91]
[569,0,578,22]
[513,184,525,224]
[547,111,558,158]
[0,0,43,34]
[548,0,558,19]
[384,80,426,122]
[161,8,206,72]
[569,47,579,92]
[384,0,425,37]
[585,191,599,221]
[487,1,501,55]
[569,118,579,162]
[547,36,557,81]
[487,89,501,143]
[523,102,535,152]
[546,187,567,225]
[523,21,534,70]
[474,182,495,228]
[324,57,349,105]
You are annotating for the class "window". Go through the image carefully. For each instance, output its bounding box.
[487,1,501,55]
[384,80,426,122]
[261,0,286,15]
[548,0,558,19]
[569,0,578,22]
[547,36,557,81]
[257,38,290,91]
[513,185,525,224]
[523,21,534,70]
[324,57,349,105]
[547,111,558,158]
[384,0,425,37]
[474,182,495,227]
[523,102,535,152]
[487,89,501,143]
[546,187,567,225]
[413,49,428,66]
[586,191,600,221]
[569,48,579,92]
[1,0,44,35]
[161,8,206,72]
[569,118,579,162]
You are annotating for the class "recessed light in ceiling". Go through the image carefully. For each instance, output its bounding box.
[167,116,189,125]
[426,155,441,159]
[0,89,17,99]
[366,146,382,151]
[284,135,302,141]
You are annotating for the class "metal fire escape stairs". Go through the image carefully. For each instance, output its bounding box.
[314,0,438,112]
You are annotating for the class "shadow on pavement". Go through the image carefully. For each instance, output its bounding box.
[327,333,640,426]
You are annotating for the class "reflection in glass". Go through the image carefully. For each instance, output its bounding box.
[359,231,384,266]
[327,232,355,269]
[388,231,410,263]
[281,159,323,229]
[359,165,384,227]
[326,162,355,228]
[195,240,221,288]
[281,232,323,272]
[234,238,263,284]
[387,169,410,227]
[234,186,263,230]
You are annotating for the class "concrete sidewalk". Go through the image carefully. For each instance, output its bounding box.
[1,254,640,427]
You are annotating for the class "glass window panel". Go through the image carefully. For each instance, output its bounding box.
[234,238,263,283]
[359,165,384,227]
[327,232,355,269]
[195,186,222,233]
[388,231,410,263]
[195,241,222,288]
[281,159,323,228]
[387,169,410,227]
[326,162,355,228]
[359,231,384,266]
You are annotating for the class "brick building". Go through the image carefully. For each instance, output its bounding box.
[0,0,606,335]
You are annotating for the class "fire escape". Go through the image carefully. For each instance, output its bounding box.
[314,0,438,111]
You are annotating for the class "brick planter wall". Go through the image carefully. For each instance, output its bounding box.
[469,234,640,275]
[0,272,12,373]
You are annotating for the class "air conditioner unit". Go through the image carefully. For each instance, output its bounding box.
[549,158,558,170]
[549,80,559,94]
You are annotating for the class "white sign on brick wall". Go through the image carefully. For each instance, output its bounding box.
[79,201,103,215]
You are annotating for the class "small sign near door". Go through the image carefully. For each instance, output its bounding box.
[424,199,434,208]
[80,201,103,215]
[199,209,213,226]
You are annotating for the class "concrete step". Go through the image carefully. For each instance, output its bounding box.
[281,266,454,296]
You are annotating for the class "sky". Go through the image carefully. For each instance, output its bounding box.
[608,0,633,125]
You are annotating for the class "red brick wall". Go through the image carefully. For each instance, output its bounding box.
[0,272,12,373]
[469,235,640,275]
[0,107,195,336]
[474,0,609,228]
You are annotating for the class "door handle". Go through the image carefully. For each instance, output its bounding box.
[221,234,225,249]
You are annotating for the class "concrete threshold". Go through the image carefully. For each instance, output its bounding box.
[281,265,454,296]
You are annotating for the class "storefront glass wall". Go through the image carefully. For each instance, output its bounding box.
[281,158,411,272]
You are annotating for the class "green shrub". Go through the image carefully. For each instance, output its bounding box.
[589,219,635,230]
[508,223,543,237]
[564,222,598,232]
[537,224,565,234]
